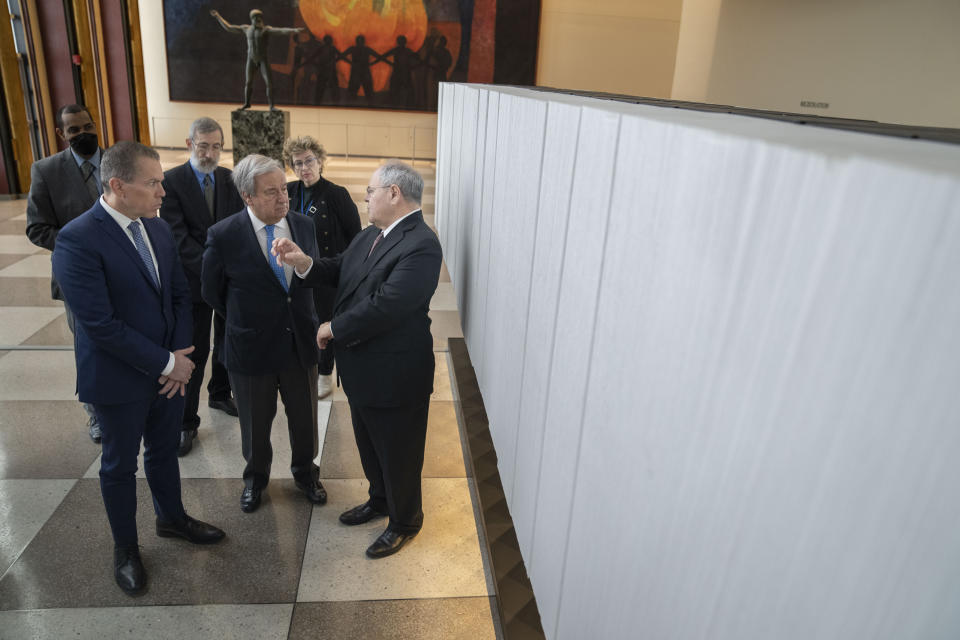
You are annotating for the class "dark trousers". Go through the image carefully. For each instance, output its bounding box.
[230,363,320,489]
[95,394,186,546]
[349,398,430,535]
[208,311,231,399]
[63,301,99,426]
[182,304,232,431]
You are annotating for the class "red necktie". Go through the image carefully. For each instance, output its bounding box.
[366,231,383,259]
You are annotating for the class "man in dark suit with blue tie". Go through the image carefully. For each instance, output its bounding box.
[52,141,226,596]
[25,104,105,443]
[201,154,327,513]
[160,117,245,456]
[272,161,442,558]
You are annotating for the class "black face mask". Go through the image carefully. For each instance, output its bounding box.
[69,132,99,157]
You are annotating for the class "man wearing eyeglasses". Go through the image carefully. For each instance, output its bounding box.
[160,117,245,456]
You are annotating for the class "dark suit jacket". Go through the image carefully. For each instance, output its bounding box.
[201,209,321,376]
[304,210,442,407]
[51,202,193,405]
[26,147,103,299]
[160,162,244,303]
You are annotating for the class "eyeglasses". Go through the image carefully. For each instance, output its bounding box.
[293,156,319,170]
[366,185,392,196]
[193,141,223,152]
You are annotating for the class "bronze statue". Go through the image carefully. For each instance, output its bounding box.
[210,9,304,111]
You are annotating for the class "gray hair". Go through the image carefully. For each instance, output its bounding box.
[233,154,284,197]
[188,117,224,143]
[376,160,423,204]
[101,141,159,193]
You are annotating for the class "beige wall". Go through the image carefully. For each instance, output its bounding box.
[671,0,723,101]
[536,0,683,98]
[139,1,438,157]
[704,0,960,127]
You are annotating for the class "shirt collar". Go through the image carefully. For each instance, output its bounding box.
[246,207,289,234]
[71,147,101,168]
[381,208,420,238]
[100,196,141,230]
[189,158,215,186]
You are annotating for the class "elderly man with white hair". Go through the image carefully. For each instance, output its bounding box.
[201,153,327,513]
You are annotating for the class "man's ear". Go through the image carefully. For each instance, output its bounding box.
[56,128,66,142]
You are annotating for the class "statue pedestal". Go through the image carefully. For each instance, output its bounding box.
[231,109,290,165]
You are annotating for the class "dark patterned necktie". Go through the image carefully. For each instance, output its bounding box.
[203,174,214,218]
[82,161,99,201]
[366,231,384,259]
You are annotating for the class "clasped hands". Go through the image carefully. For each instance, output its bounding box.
[158,346,195,398]
[271,238,332,350]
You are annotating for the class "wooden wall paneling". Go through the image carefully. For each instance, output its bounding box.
[22,0,58,153]
[98,0,135,141]
[124,0,150,144]
[71,0,112,144]
[0,6,32,191]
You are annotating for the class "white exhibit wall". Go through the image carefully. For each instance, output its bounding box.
[436,84,960,639]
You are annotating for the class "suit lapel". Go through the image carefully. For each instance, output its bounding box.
[94,205,161,294]
[60,150,96,209]
[178,163,212,225]
[241,212,288,293]
[335,211,422,308]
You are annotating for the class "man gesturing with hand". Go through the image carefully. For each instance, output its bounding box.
[272,160,441,559]
[53,141,225,597]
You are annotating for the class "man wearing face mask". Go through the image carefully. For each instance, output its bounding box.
[26,104,105,444]
[160,117,245,456]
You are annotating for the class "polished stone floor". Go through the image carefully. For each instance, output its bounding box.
[0,153,493,639]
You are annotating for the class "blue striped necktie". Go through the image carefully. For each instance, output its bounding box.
[264,224,289,291]
[128,220,159,288]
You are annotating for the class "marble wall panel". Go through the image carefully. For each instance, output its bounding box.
[511,101,582,562]
[479,94,547,503]
[436,85,960,640]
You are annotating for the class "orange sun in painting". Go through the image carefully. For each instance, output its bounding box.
[299,0,429,95]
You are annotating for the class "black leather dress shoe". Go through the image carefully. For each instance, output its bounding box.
[88,420,102,444]
[339,503,385,526]
[240,487,261,513]
[177,430,196,457]
[208,398,239,417]
[366,529,417,558]
[295,478,327,505]
[114,545,146,595]
[156,514,225,544]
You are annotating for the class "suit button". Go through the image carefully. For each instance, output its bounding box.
[287,297,292,303]
[321,214,327,218]
[324,231,329,236]
[324,246,329,251]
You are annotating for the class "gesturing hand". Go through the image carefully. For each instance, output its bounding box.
[271,237,312,273]
[317,322,333,350]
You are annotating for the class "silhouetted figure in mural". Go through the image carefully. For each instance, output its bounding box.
[426,36,452,110]
[313,35,342,104]
[210,8,304,111]
[414,33,438,109]
[292,34,341,104]
[381,36,419,108]
[340,35,382,104]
